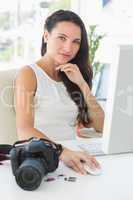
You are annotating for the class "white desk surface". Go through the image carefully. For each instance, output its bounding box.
[1,139,133,200]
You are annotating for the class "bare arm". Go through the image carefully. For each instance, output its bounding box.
[14,66,52,141]
[56,63,105,133]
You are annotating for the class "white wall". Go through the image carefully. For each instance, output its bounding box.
[71,0,133,63]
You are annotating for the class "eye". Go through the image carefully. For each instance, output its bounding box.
[58,36,66,41]
[73,40,81,45]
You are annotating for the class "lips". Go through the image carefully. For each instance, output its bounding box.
[60,53,71,58]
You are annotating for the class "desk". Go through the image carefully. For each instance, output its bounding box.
[1,139,133,200]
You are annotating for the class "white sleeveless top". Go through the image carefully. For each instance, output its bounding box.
[28,63,78,141]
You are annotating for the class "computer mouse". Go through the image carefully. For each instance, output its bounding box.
[83,164,102,176]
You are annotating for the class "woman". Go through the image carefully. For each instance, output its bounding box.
[14,10,104,175]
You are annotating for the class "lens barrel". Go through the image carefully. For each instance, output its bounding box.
[15,158,46,191]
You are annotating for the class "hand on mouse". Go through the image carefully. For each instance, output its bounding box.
[83,163,102,175]
[59,147,101,175]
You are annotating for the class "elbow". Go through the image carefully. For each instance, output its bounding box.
[91,108,105,133]
[96,110,105,133]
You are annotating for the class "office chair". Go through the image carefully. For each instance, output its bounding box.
[0,68,18,144]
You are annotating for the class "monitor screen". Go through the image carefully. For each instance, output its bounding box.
[103,44,133,154]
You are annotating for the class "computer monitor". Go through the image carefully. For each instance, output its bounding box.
[102,44,133,154]
[55,44,133,156]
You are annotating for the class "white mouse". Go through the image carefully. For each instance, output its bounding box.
[83,164,102,176]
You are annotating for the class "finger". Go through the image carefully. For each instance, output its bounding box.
[61,64,78,70]
[56,64,78,71]
[84,152,100,166]
[80,157,94,169]
[60,68,75,73]
[55,63,71,70]
[73,158,87,175]
[60,69,75,73]
[86,155,101,169]
[79,153,100,169]
[56,66,73,72]
[68,160,80,173]
[89,156,101,169]
[74,152,95,170]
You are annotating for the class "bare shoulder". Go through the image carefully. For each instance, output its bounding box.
[15,65,37,92]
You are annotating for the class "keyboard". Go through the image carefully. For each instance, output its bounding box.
[78,139,105,156]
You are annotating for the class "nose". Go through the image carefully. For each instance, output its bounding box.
[63,41,73,54]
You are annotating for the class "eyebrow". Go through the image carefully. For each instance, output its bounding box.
[58,33,81,42]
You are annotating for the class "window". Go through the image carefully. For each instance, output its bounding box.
[0,0,71,70]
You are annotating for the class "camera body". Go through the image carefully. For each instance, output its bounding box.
[10,138,62,190]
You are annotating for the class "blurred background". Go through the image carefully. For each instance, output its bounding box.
[0,0,133,105]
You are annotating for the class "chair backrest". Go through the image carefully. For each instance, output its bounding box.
[0,68,18,144]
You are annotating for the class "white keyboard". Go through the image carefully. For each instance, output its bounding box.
[78,139,105,156]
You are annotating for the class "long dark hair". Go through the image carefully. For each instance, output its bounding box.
[41,10,93,126]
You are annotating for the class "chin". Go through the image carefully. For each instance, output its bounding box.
[55,55,72,65]
[56,59,69,65]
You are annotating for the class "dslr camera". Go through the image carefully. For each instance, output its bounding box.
[10,137,63,191]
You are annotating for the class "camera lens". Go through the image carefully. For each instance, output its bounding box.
[23,171,34,182]
[15,158,46,191]
[20,168,37,183]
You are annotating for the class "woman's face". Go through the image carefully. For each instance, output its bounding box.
[44,21,81,65]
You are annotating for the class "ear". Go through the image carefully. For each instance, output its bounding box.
[43,30,49,43]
